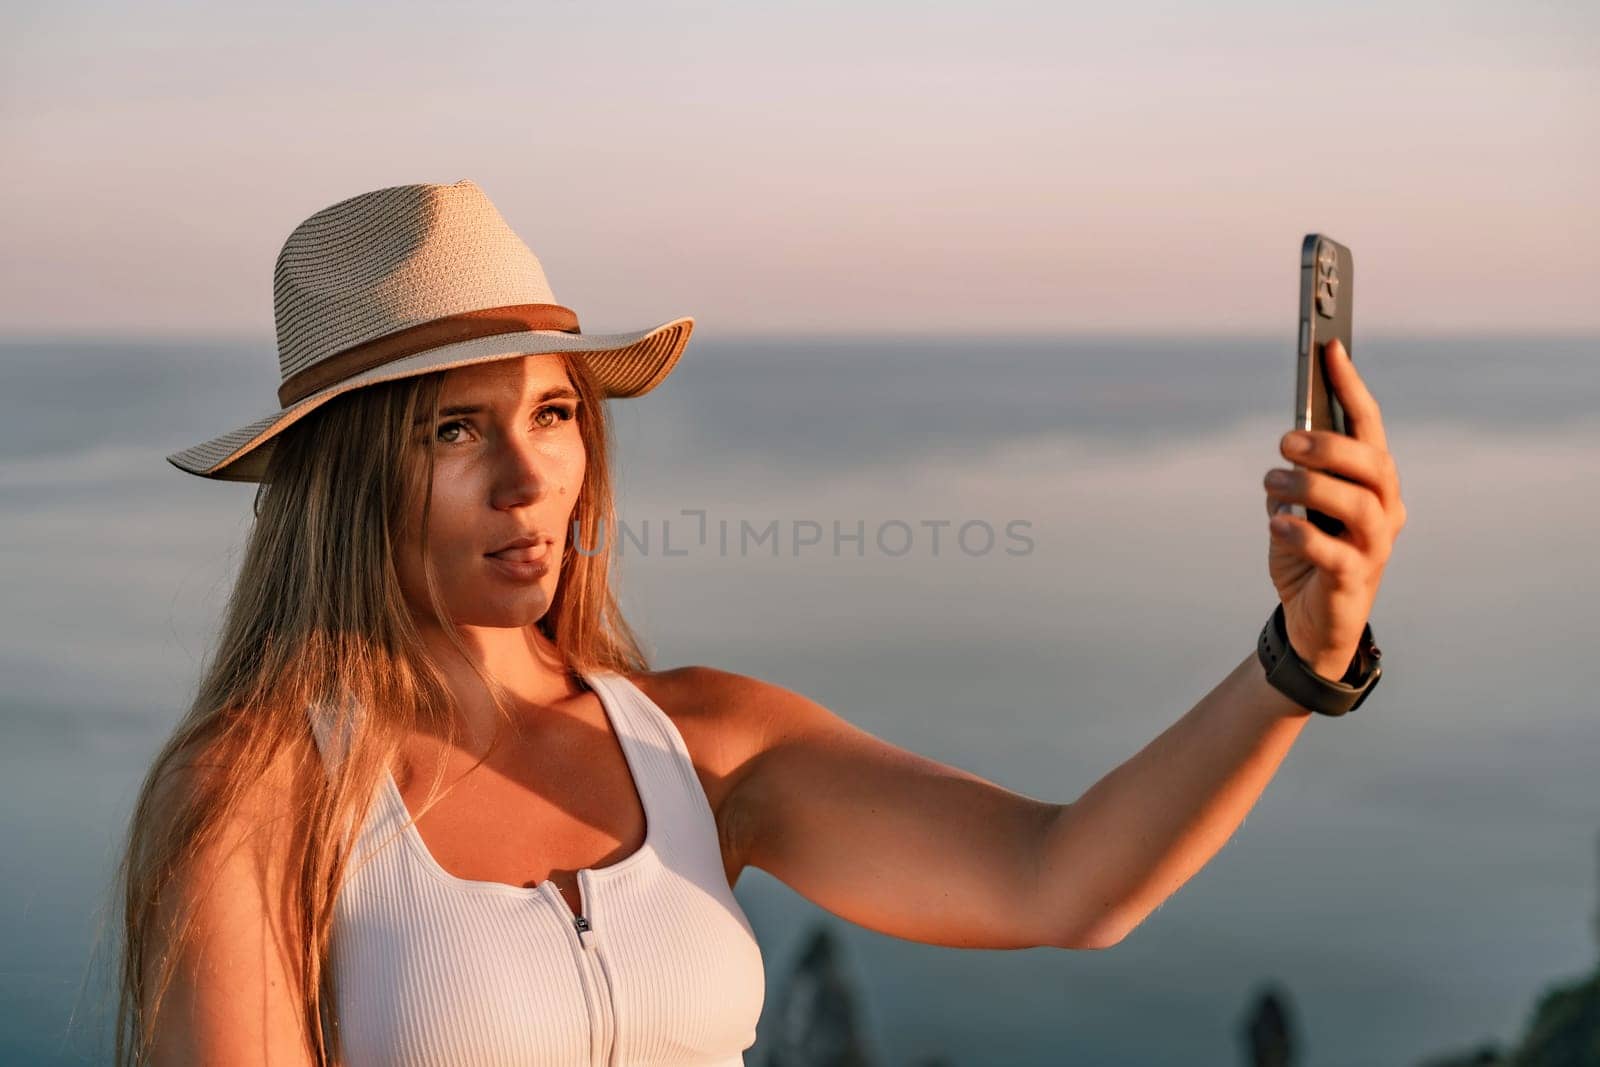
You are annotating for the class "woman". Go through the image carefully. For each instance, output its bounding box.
[117,180,1405,1065]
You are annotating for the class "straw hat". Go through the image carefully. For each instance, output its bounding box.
[166,179,693,482]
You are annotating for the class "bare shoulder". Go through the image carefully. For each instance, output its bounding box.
[153,727,303,833]
[626,663,768,720]
[151,728,310,922]
[623,665,773,813]
[622,665,818,877]
[146,724,322,963]
[623,666,903,888]
[142,727,318,1062]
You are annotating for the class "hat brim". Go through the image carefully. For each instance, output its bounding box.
[166,316,693,482]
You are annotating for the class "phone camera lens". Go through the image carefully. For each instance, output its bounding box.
[1316,243,1340,317]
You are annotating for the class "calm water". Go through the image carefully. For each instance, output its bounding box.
[2,333,1597,1065]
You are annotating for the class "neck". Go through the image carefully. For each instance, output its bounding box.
[411,618,578,753]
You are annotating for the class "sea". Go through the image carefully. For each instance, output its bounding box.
[2,332,1596,1066]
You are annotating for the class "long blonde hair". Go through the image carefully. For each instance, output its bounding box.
[113,352,649,1064]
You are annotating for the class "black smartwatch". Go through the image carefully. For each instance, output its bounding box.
[1256,602,1382,716]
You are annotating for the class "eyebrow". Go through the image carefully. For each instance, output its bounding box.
[425,386,582,419]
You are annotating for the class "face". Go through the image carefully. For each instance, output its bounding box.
[394,355,586,631]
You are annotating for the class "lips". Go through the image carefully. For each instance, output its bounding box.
[488,546,546,563]
[486,535,550,562]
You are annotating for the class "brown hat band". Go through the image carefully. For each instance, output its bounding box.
[277,302,582,407]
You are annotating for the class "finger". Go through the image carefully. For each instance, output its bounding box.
[1265,468,1385,554]
[1269,509,1366,585]
[1265,495,1300,520]
[1323,338,1388,453]
[1279,430,1402,514]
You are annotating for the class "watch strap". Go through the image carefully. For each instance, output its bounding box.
[1256,602,1382,716]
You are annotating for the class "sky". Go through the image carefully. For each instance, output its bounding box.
[2,0,1596,339]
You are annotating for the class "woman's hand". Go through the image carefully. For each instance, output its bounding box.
[1262,338,1408,681]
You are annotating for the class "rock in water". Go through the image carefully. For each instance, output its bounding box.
[1240,982,1298,1067]
[766,924,879,1067]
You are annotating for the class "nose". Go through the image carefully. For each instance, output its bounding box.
[488,433,552,511]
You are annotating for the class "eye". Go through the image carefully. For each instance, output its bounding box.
[533,403,577,429]
[435,418,473,444]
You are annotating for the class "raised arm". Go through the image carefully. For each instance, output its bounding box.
[708,663,1311,953]
[706,667,1067,950]
[712,337,1405,954]
[1032,651,1318,949]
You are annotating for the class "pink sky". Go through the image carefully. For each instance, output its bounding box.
[2,1,1595,337]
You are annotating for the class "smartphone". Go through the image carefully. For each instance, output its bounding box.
[1289,233,1355,538]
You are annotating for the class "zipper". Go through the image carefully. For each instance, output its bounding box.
[575,869,618,1066]
[544,874,618,1067]
[588,931,617,1065]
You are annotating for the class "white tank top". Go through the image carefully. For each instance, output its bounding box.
[308,669,766,1066]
